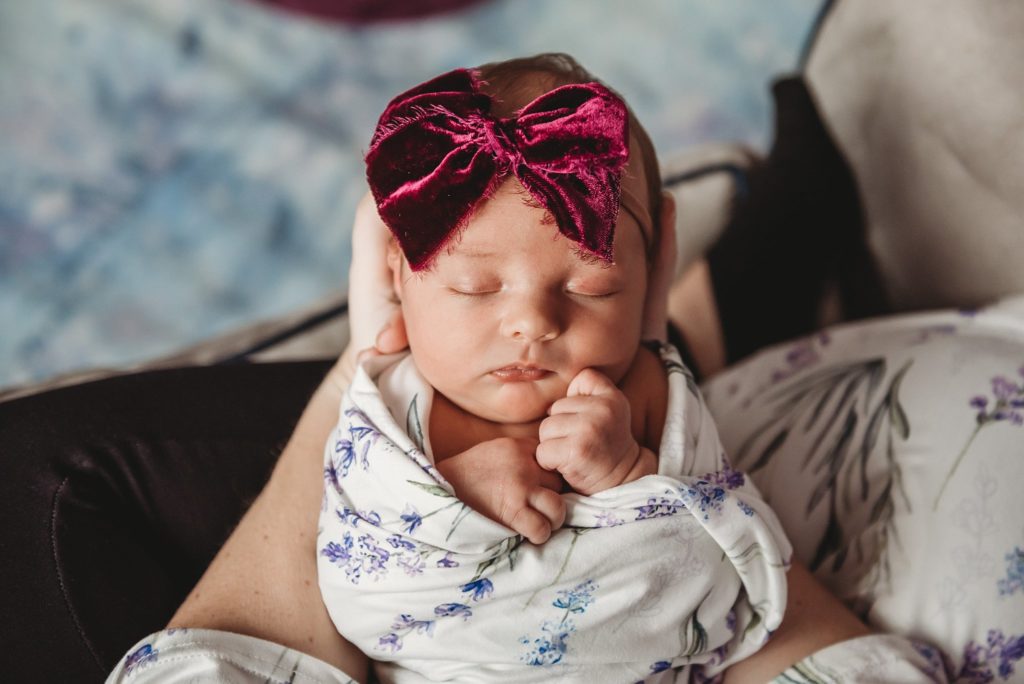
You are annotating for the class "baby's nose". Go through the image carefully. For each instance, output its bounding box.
[500,296,561,343]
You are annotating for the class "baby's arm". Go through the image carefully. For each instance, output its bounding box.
[536,347,664,495]
[435,437,567,544]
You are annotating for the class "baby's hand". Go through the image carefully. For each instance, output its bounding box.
[536,369,657,495]
[436,437,566,545]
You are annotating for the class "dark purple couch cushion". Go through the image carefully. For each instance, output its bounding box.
[0,361,329,682]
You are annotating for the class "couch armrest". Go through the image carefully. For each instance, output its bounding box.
[661,143,759,280]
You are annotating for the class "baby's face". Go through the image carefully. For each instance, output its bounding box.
[393,177,649,425]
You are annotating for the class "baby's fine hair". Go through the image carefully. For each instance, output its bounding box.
[476,53,663,252]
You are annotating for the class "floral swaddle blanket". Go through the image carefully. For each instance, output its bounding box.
[317,345,792,683]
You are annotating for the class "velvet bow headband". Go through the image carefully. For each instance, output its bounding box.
[365,68,650,271]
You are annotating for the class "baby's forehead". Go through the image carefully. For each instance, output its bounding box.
[416,175,648,273]
[435,227,633,276]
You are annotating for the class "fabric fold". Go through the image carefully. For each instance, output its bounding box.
[317,344,792,682]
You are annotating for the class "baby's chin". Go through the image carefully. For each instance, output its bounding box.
[454,384,561,426]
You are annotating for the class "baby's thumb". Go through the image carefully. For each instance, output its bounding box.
[566,368,616,398]
[374,310,409,355]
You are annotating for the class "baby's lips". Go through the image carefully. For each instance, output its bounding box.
[490,367,551,381]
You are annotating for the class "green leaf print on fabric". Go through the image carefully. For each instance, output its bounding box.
[406,394,425,454]
[734,358,913,606]
[407,480,455,499]
[395,486,466,538]
[679,590,711,658]
[663,344,700,398]
[526,527,589,606]
[473,536,523,583]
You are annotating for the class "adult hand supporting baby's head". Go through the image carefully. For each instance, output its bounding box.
[348,190,404,352]
[331,191,409,391]
[640,191,678,344]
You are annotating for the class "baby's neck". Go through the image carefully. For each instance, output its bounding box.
[428,391,543,463]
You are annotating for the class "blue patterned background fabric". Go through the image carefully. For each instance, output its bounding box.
[0,0,820,389]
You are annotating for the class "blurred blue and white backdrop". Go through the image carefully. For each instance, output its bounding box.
[0,0,821,389]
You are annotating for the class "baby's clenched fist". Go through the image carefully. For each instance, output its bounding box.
[536,368,656,495]
[436,437,566,544]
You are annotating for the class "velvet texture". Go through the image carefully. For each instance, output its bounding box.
[365,69,629,270]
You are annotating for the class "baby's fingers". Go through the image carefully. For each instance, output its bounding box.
[567,367,619,398]
[538,412,577,442]
[535,436,569,473]
[528,487,566,532]
[506,506,554,545]
[535,467,565,493]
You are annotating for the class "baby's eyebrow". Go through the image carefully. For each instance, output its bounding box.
[453,250,499,259]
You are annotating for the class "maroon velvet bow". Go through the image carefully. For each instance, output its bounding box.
[365,69,630,270]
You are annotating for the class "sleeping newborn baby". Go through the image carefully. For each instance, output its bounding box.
[317,55,791,683]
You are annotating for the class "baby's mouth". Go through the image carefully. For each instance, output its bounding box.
[490,365,552,382]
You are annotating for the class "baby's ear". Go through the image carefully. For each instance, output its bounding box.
[658,189,677,236]
[639,191,677,343]
[657,191,678,278]
[386,237,405,299]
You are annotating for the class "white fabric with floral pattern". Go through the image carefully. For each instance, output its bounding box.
[703,295,1024,682]
[316,344,791,683]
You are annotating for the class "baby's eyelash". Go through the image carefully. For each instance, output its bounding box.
[567,289,620,299]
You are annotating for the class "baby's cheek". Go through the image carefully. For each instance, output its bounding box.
[572,317,640,372]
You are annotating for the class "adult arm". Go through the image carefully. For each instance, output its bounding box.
[165,194,403,681]
[165,345,367,679]
[721,561,870,682]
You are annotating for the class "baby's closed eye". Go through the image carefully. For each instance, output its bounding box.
[565,277,625,298]
[445,276,502,296]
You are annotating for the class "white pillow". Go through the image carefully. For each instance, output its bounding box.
[702,295,1024,679]
[806,1,1024,311]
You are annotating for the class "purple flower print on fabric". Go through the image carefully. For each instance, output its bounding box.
[342,406,379,472]
[935,371,1024,508]
[595,510,625,527]
[769,333,830,385]
[632,660,676,684]
[553,580,597,614]
[436,552,459,568]
[460,578,494,602]
[322,538,352,564]
[955,629,1024,682]
[911,641,951,682]
[434,603,473,619]
[736,500,755,517]
[972,374,1024,426]
[700,463,745,490]
[321,532,391,584]
[997,547,1024,597]
[124,643,158,674]
[386,534,416,551]
[337,506,382,528]
[378,632,402,653]
[377,602,475,654]
[357,534,388,582]
[332,434,357,480]
[911,323,958,345]
[520,580,598,667]
[635,493,685,520]
[400,504,424,534]
[521,620,573,667]
[398,554,426,577]
[324,461,342,490]
[378,614,435,654]
[681,481,727,520]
